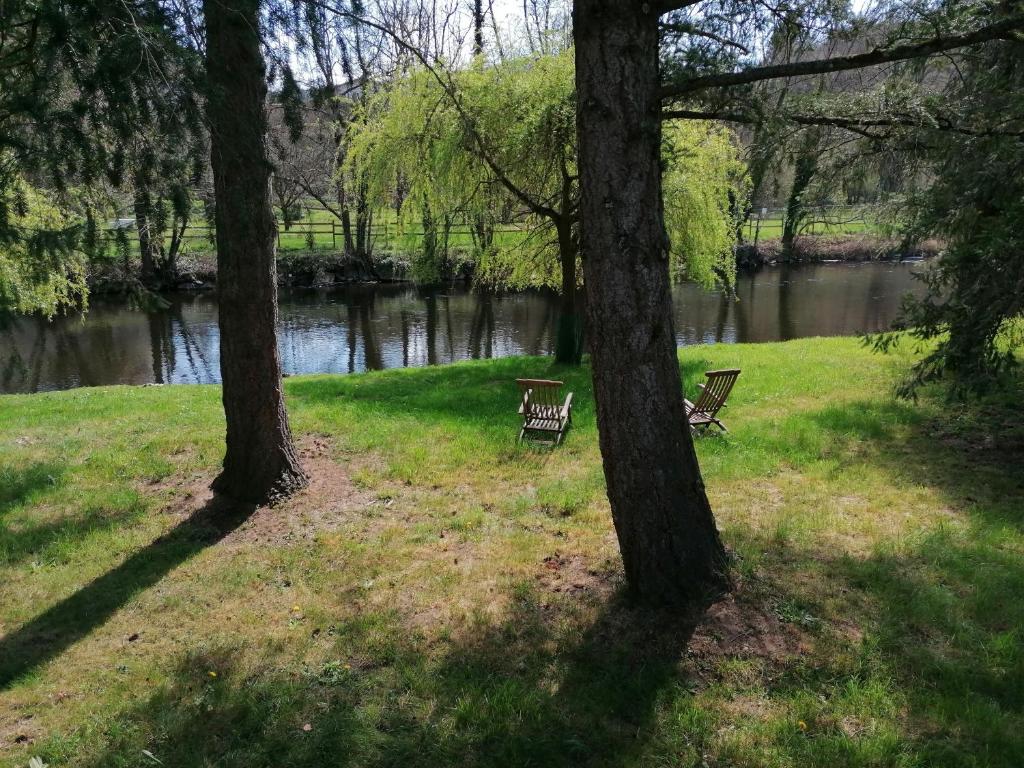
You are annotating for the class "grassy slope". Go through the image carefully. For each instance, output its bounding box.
[1,337,1022,767]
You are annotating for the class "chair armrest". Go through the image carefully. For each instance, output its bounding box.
[518,389,532,415]
[561,391,574,420]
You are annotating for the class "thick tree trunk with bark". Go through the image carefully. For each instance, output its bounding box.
[204,0,307,504]
[573,0,730,609]
[555,217,583,364]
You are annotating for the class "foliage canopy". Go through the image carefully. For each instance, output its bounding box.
[350,49,747,289]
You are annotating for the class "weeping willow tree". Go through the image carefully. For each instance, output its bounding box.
[0,170,88,317]
[663,121,749,291]
[349,49,746,363]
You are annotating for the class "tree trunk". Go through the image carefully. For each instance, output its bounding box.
[554,217,583,365]
[334,133,356,256]
[133,183,158,286]
[473,0,484,56]
[573,0,730,609]
[355,172,371,261]
[421,201,440,282]
[781,134,820,258]
[203,0,307,504]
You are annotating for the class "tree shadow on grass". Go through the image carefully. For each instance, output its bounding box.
[804,386,1024,528]
[286,356,596,429]
[0,462,63,516]
[0,495,254,690]
[286,355,712,440]
[745,384,1024,764]
[1,461,152,568]
[841,533,1024,763]
[75,588,700,768]
[741,526,1024,766]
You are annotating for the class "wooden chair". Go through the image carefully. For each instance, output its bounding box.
[685,369,741,434]
[516,379,573,445]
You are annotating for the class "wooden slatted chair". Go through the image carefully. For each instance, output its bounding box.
[516,379,573,445]
[685,369,741,434]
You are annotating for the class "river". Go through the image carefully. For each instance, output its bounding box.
[0,260,927,394]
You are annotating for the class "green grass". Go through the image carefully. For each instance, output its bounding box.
[1,337,1023,767]
[121,204,882,260]
[117,204,531,257]
[743,208,881,240]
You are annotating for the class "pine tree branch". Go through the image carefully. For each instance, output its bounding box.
[660,16,1024,99]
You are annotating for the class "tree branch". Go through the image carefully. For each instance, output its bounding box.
[656,0,708,15]
[661,107,1024,138]
[308,0,562,223]
[661,16,1024,98]
[659,22,750,53]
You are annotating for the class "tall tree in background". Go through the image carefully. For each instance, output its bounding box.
[351,52,586,363]
[204,0,307,503]
[0,0,203,311]
[885,37,1024,394]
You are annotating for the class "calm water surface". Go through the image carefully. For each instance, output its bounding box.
[0,261,927,394]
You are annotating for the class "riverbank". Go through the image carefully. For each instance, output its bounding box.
[736,235,942,268]
[84,234,939,295]
[87,249,414,294]
[2,338,1022,766]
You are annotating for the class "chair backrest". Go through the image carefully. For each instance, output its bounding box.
[691,369,740,417]
[516,378,564,418]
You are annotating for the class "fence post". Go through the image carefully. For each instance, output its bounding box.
[332,220,336,250]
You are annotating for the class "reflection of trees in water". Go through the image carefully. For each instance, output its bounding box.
[732,274,753,343]
[1,267,926,391]
[468,293,495,359]
[714,293,730,343]
[400,310,411,367]
[862,265,888,332]
[147,299,215,384]
[0,318,46,393]
[442,295,455,363]
[147,311,173,384]
[778,264,796,341]
[344,289,383,372]
[346,302,358,373]
[360,292,382,370]
[54,321,95,386]
[531,299,558,356]
[424,292,438,366]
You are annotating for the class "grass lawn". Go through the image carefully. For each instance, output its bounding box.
[138,204,879,260]
[1,337,1022,767]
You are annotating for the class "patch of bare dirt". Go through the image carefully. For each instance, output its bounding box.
[0,712,39,749]
[534,552,622,599]
[687,588,812,667]
[149,437,378,547]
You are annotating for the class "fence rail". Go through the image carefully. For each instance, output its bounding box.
[742,204,878,241]
[104,202,880,255]
[102,212,529,254]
